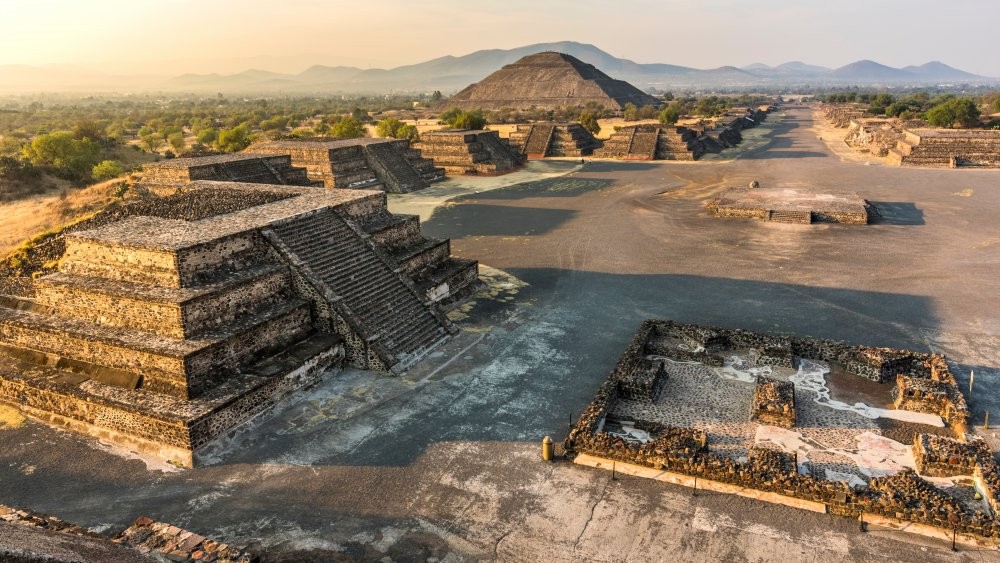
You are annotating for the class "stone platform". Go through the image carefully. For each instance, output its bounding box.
[0,180,480,465]
[507,123,601,158]
[249,138,445,193]
[708,187,872,224]
[417,130,524,175]
[888,128,1000,168]
[139,153,314,193]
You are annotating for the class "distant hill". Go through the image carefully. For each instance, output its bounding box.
[1,41,995,94]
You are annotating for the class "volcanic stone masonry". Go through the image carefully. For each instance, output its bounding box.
[708,186,872,224]
[417,129,525,175]
[249,137,445,192]
[140,153,314,193]
[141,138,445,194]
[565,320,1000,538]
[751,376,795,429]
[507,122,602,158]
[0,178,480,466]
[888,129,1000,168]
[595,124,706,160]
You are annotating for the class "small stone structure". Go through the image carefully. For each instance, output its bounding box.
[595,124,706,160]
[447,51,660,111]
[507,123,601,158]
[822,103,872,128]
[248,138,445,193]
[913,434,979,477]
[888,129,1000,168]
[0,178,479,466]
[751,376,795,428]
[140,153,313,193]
[566,320,995,537]
[844,118,907,158]
[417,129,524,175]
[708,187,872,224]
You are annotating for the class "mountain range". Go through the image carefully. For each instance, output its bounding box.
[0,41,994,94]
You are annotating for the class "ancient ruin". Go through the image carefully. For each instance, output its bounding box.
[888,129,1000,168]
[447,51,659,111]
[595,124,706,160]
[417,129,524,175]
[248,138,445,192]
[708,186,873,224]
[566,319,1000,538]
[0,178,479,467]
[140,153,314,193]
[507,123,601,158]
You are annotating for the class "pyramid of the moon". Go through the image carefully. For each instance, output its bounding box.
[447,51,660,110]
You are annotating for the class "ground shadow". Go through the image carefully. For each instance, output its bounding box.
[422,203,576,238]
[869,202,925,225]
[453,176,616,201]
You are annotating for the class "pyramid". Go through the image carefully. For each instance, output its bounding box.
[447,51,659,110]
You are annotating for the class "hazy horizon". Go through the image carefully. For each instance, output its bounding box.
[2,0,998,78]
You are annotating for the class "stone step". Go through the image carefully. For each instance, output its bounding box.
[270,209,448,369]
[0,297,313,399]
[34,264,292,339]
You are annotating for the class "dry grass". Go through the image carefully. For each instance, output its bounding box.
[0,176,131,257]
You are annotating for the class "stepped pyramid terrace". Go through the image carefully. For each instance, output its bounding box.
[595,124,706,160]
[249,138,446,192]
[507,123,602,158]
[447,51,659,111]
[417,129,524,175]
[888,129,1000,168]
[139,153,316,192]
[0,179,479,467]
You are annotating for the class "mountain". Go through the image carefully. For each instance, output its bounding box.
[776,61,830,74]
[1,42,994,94]
[830,60,914,81]
[902,61,980,82]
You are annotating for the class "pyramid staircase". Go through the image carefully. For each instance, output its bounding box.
[267,208,450,372]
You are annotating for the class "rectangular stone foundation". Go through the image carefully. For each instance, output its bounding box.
[709,187,871,225]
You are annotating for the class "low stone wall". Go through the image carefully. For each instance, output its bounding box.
[566,319,991,536]
[116,515,253,562]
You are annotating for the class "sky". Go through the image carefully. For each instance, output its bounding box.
[1,0,998,76]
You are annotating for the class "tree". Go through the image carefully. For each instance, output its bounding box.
[658,103,682,125]
[622,103,639,122]
[216,124,253,152]
[662,92,674,102]
[993,97,1000,113]
[167,132,186,153]
[375,117,405,138]
[91,160,125,181]
[439,108,485,130]
[22,131,101,181]
[431,91,443,102]
[926,98,981,128]
[351,107,372,123]
[329,117,367,139]
[578,111,601,135]
[140,132,165,153]
[196,128,219,145]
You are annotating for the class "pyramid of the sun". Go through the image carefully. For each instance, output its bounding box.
[447,51,659,110]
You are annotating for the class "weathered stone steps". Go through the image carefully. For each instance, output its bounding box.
[269,209,447,370]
